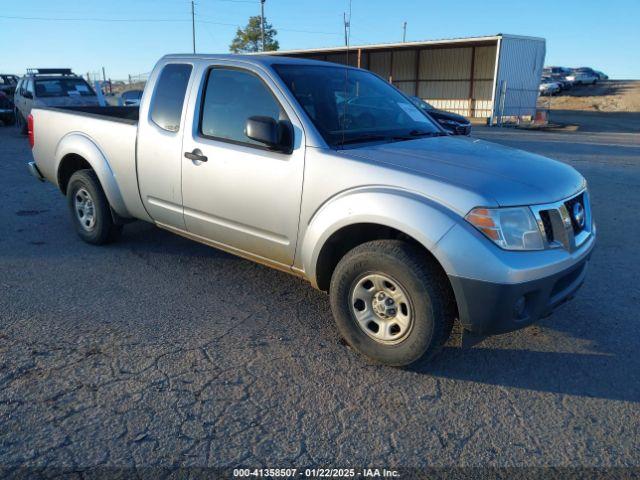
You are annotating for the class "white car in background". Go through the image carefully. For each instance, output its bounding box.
[539,78,561,96]
[567,68,599,85]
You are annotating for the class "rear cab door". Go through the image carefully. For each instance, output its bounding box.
[180,59,306,268]
[137,60,196,229]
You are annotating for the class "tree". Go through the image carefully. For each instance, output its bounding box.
[229,16,279,53]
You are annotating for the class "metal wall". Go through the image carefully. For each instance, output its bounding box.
[493,37,546,118]
[283,42,498,118]
[278,35,545,120]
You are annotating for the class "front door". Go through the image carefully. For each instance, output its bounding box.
[181,64,305,267]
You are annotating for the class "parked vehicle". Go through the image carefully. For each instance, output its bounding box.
[14,68,99,133]
[118,89,143,106]
[567,68,598,85]
[0,74,19,97]
[539,77,561,95]
[595,70,609,81]
[410,97,471,135]
[0,91,15,126]
[542,67,573,89]
[27,55,595,366]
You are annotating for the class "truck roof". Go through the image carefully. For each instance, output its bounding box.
[161,53,355,69]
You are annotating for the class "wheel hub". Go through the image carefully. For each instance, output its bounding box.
[350,273,413,345]
[74,188,96,231]
[371,291,397,319]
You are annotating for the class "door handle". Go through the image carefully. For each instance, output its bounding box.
[184,149,208,162]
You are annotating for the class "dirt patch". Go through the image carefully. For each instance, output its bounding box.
[538,81,640,113]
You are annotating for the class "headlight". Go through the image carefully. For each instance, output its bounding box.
[465,207,544,250]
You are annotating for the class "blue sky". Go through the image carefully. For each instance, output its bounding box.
[1,0,639,80]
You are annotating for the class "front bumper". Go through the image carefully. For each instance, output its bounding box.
[449,252,591,334]
[434,205,596,334]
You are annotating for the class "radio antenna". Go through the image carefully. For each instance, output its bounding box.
[341,0,352,148]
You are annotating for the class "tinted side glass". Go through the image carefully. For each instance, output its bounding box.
[150,64,192,132]
[26,79,35,95]
[200,68,284,146]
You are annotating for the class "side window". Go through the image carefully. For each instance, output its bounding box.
[150,63,192,132]
[200,68,285,146]
[26,79,35,96]
[15,79,22,94]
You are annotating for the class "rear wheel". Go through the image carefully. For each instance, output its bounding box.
[67,169,122,245]
[329,240,455,366]
[15,109,27,134]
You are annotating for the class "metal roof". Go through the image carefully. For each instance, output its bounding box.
[254,33,545,56]
[161,53,351,68]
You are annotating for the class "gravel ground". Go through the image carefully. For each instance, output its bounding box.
[1,123,639,475]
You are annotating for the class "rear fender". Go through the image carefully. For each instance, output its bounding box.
[299,187,458,288]
[55,132,129,217]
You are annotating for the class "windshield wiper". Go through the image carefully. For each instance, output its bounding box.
[392,130,448,141]
[339,134,391,146]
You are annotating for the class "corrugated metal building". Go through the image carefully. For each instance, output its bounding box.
[266,34,545,121]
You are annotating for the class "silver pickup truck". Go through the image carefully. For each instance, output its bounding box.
[27,54,595,366]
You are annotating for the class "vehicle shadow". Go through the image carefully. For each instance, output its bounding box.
[549,110,640,134]
[411,343,639,403]
[91,218,640,404]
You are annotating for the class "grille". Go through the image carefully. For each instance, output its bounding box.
[564,193,585,234]
[530,190,592,252]
[539,210,554,242]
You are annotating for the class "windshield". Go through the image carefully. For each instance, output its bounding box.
[122,90,143,100]
[273,64,442,148]
[0,75,18,86]
[34,78,96,98]
[410,96,434,111]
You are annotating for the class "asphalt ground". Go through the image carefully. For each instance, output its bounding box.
[1,122,639,475]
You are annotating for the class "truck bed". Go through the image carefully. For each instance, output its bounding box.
[31,105,149,221]
[42,105,139,124]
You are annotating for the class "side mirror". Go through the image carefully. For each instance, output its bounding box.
[245,116,292,153]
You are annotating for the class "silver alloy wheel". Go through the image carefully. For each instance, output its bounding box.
[350,273,413,345]
[74,187,96,231]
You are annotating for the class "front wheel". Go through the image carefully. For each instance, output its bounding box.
[67,169,122,245]
[329,240,455,366]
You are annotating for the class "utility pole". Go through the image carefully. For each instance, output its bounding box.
[402,21,407,42]
[260,0,266,52]
[343,0,351,48]
[191,0,196,54]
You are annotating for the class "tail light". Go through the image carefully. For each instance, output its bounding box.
[27,114,34,148]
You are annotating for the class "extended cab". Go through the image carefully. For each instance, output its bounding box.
[27,55,595,366]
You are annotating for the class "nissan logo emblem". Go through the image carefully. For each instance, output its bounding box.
[573,202,585,229]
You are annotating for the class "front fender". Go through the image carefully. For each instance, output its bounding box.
[55,132,129,217]
[299,186,458,289]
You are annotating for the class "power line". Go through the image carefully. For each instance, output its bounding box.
[0,12,342,36]
[196,15,342,35]
[0,14,190,23]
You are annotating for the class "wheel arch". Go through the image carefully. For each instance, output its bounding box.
[55,133,129,218]
[299,188,458,291]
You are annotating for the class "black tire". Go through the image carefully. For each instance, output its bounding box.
[329,239,455,367]
[16,110,27,134]
[66,169,122,245]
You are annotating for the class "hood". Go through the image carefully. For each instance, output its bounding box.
[35,96,100,108]
[429,109,469,125]
[341,136,585,207]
